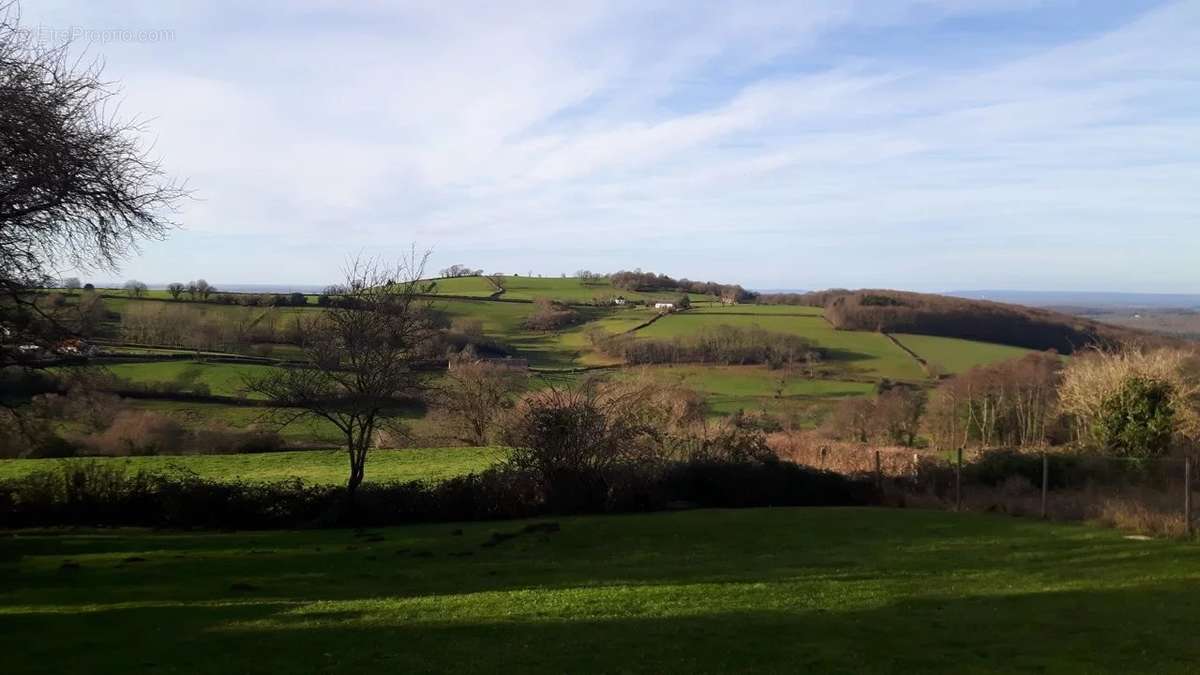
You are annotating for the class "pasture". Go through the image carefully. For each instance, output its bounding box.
[891,333,1036,374]
[0,447,502,484]
[486,275,710,304]
[102,361,280,399]
[3,508,1197,674]
[628,365,875,415]
[426,276,499,297]
[637,309,927,381]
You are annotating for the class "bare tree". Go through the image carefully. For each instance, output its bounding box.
[245,253,436,499]
[123,279,147,297]
[436,355,526,446]
[166,282,185,299]
[1,8,184,368]
[61,277,81,292]
[194,279,213,300]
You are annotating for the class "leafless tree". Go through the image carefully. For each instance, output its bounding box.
[1,7,184,368]
[166,282,185,299]
[123,280,147,297]
[245,253,436,499]
[436,355,526,446]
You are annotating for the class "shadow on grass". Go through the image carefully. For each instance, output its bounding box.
[3,582,1198,674]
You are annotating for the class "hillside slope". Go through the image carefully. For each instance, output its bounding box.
[809,290,1174,354]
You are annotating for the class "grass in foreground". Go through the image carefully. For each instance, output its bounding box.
[2,508,1198,674]
[0,447,503,484]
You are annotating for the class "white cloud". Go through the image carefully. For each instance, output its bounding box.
[22,0,1200,290]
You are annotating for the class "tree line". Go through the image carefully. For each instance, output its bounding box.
[824,348,1200,458]
[589,325,823,368]
[609,270,753,303]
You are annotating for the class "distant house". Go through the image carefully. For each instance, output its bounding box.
[614,296,627,306]
[57,339,99,357]
[654,302,675,311]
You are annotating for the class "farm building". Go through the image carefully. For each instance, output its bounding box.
[654,302,675,311]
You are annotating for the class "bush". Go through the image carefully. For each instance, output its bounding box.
[1096,377,1175,457]
[522,297,582,331]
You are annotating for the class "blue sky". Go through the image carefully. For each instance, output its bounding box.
[25,1,1200,291]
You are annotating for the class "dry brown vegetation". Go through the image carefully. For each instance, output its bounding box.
[1059,348,1200,446]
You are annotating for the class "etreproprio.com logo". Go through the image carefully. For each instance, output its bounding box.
[17,25,175,45]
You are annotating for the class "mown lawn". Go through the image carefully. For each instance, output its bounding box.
[891,333,1036,374]
[0,447,503,485]
[2,508,1198,674]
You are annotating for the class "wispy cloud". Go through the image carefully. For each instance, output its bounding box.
[26,0,1200,291]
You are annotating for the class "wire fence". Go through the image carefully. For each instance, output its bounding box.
[780,443,1196,537]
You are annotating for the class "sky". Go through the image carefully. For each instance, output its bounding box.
[21,0,1200,292]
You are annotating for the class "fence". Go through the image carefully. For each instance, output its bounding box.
[776,440,1196,537]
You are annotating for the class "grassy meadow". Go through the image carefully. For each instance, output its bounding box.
[891,333,1037,374]
[3,507,1198,674]
[484,275,711,304]
[638,308,928,381]
[24,286,1065,446]
[0,447,502,484]
[628,365,876,416]
[102,361,279,398]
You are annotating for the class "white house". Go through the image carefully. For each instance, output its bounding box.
[614,296,627,306]
[654,302,675,311]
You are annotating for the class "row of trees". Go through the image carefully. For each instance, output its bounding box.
[166,280,214,300]
[120,303,303,352]
[589,325,822,369]
[609,270,753,303]
[839,349,1200,457]
[439,264,483,278]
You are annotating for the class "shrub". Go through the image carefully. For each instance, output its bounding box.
[1059,348,1200,451]
[81,410,188,456]
[1095,377,1175,457]
[523,297,582,331]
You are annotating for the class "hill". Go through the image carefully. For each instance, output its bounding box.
[792,289,1174,354]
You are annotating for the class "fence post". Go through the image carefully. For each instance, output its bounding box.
[955,447,963,512]
[1185,456,1192,538]
[1041,452,1048,520]
[874,450,882,491]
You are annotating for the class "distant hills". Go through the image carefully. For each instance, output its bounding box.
[949,290,1200,310]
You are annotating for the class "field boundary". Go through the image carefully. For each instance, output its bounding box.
[882,332,931,376]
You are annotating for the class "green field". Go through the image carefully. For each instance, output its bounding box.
[3,508,1197,674]
[124,399,342,443]
[102,361,282,399]
[0,447,502,484]
[629,365,876,415]
[891,333,1036,374]
[482,276,711,305]
[637,309,927,380]
[427,276,499,297]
